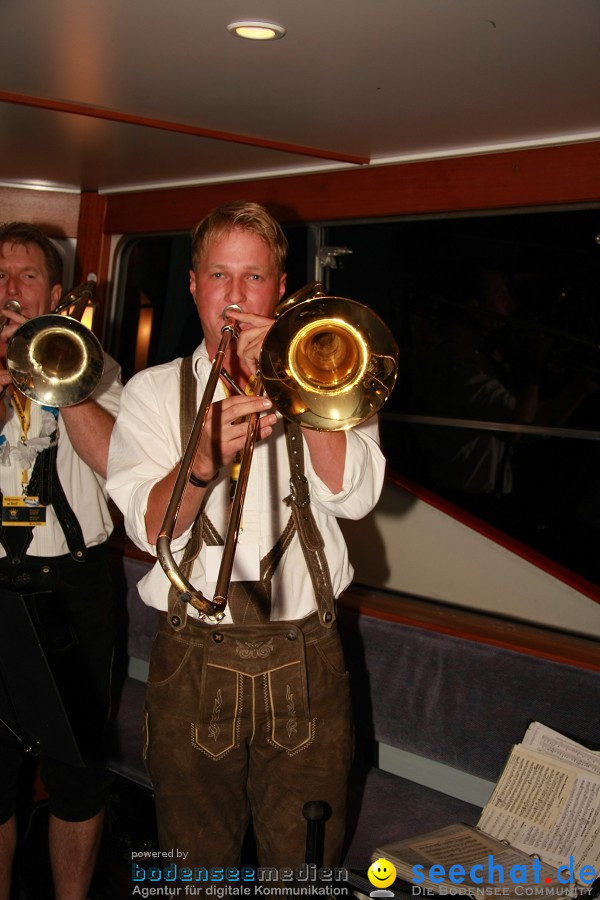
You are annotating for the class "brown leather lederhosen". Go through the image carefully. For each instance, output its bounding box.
[145,357,352,869]
[145,361,352,868]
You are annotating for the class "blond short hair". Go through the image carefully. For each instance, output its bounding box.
[191,201,288,275]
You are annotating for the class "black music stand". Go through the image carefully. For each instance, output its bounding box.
[0,587,83,766]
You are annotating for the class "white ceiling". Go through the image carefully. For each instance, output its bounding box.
[0,0,599,194]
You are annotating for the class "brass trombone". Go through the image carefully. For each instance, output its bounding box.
[156,282,399,620]
[5,276,104,408]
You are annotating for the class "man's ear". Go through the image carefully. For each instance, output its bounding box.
[49,284,63,311]
[278,272,287,301]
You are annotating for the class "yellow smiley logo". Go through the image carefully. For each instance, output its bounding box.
[368,857,397,889]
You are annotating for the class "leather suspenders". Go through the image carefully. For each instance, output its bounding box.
[167,356,336,628]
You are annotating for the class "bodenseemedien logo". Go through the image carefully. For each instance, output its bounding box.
[368,858,397,897]
[130,858,350,896]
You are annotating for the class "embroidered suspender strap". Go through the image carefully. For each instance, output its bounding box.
[32,440,87,561]
[284,421,336,626]
[0,439,87,566]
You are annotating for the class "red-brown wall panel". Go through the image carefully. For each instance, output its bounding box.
[104,141,600,235]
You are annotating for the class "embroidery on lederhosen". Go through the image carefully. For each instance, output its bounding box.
[191,622,313,759]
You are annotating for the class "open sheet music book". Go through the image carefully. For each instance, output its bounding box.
[373,723,600,899]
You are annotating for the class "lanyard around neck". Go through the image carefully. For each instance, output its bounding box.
[8,386,33,495]
[8,386,31,442]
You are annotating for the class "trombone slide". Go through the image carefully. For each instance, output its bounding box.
[156,316,239,619]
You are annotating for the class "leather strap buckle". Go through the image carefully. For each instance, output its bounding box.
[289,472,310,508]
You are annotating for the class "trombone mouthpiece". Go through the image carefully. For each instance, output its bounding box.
[223,304,242,321]
[0,300,22,333]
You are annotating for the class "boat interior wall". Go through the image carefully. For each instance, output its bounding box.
[1,143,599,644]
[0,186,81,235]
[339,479,600,639]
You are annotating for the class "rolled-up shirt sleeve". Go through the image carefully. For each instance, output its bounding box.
[304,415,386,520]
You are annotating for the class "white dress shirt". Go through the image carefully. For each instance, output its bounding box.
[0,353,122,557]
[107,342,385,623]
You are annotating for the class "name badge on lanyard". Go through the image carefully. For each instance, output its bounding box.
[2,496,47,526]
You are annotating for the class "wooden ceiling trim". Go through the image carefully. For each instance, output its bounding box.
[104,141,600,234]
[0,91,368,166]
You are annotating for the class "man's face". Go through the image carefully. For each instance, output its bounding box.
[189,228,286,354]
[0,241,62,326]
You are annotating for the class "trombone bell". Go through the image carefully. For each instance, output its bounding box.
[5,277,104,408]
[288,319,368,391]
[261,295,398,430]
[6,315,104,407]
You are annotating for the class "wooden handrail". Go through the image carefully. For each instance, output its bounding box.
[340,585,600,672]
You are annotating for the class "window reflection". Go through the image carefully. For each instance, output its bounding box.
[323,208,600,586]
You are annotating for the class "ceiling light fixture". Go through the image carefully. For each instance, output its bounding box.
[227,21,286,41]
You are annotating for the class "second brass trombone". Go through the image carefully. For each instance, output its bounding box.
[4,276,104,408]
